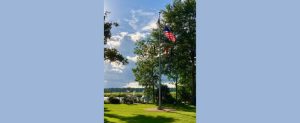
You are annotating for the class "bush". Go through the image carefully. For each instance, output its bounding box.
[108,97,120,104]
[122,95,135,104]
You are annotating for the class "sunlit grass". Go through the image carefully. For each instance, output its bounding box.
[104,104,195,123]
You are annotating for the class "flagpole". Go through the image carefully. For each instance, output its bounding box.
[158,11,162,110]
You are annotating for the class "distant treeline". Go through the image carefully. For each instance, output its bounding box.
[104,88,175,93]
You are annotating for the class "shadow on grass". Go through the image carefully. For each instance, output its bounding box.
[104,107,110,112]
[163,104,196,112]
[105,113,175,123]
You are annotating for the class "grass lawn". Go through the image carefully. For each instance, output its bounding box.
[104,104,196,123]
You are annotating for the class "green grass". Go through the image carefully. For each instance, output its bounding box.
[104,104,195,123]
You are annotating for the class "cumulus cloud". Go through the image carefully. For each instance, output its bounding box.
[106,32,128,48]
[107,39,121,48]
[128,32,147,42]
[123,81,144,88]
[142,20,158,31]
[110,62,125,73]
[123,9,158,43]
[126,55,138,63]
[105,61,126,73]
[120,32,128,37]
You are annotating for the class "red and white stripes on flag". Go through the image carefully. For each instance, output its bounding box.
[163,26,176,43]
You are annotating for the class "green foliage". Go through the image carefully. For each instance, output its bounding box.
[132,39,160,103]
[162,0,196,105]
[104,21,119,44]
[132,0,196,105]
[104,48,128,64]
[177,85,192,103]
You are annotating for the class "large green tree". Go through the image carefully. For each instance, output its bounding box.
[132,0,196,105]
[163,0,196,105]
[132,37,160,103]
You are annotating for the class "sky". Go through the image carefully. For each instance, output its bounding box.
[104,0,174,88]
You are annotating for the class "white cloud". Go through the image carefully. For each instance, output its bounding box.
[142,20,158,31]
[123,81,144,88]
[126,55,138,63]
[128,32,147,42]
[106,32,128,48]
[107,39,121,48]
[110,62,125,73]
[120,32,128,37]
[134,9,155,16]
[105,61,126,73]
[125,9,156,31]
[124,10,158,42]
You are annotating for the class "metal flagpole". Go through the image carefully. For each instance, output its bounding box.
[158,11,162,110]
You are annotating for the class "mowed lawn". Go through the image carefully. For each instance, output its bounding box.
[104,104,196,123]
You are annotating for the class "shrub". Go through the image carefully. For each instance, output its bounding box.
[122,95,134,104]
[108,97,120,104]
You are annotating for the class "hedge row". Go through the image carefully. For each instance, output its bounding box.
[105,96,144,104]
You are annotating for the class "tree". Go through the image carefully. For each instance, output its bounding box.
[132,0,196,105]
[132,38,160,103]
[104,11,128,64]
[162,0,196,105]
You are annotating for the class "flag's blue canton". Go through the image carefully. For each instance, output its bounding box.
[163,26,171,32]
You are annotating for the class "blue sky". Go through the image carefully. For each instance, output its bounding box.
[104,0,174,88]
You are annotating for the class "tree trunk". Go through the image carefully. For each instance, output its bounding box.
[175,76,178,105]
[152,82,155,104]
[150,66,155,104]
[191,48,196,106]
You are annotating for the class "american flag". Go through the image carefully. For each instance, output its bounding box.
[163,26,176,43]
